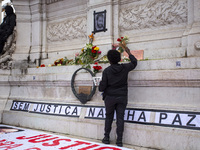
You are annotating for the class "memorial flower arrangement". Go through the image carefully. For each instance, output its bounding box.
[75,33,102,69]
[54,58,64,66]
[53,57,74,66]
[37,33,102,74]
[37,34,141,75]
[93,62,102,74]
[37,35,131,74]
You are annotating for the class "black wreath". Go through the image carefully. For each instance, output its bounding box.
[71,68,96,104]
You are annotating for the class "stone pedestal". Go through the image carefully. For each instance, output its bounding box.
[1,57,200,149]
[1,0,200,149]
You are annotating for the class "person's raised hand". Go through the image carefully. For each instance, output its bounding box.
[125,47,131,55]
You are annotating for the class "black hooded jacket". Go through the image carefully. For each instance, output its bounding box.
[0,6,16,39]
[99,55,137,97]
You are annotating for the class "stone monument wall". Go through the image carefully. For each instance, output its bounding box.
[0,0,200,149]
[11,0,200,64]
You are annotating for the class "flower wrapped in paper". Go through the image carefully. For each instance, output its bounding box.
[117,36,129,53]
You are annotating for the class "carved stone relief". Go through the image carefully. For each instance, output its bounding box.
[119,0,187,31]
[46,0,64,5]
[195,41,200,50]
[47,16,87,42]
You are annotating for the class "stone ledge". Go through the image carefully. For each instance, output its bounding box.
[129,79,200,87]
[1,57,199,76]
[2,79,200,87]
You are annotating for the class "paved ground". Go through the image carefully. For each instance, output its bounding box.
[0,124,154,150]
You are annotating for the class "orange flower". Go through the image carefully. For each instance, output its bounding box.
[88,33,94,39]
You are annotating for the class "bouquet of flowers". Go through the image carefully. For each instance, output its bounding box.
[54,58,64,66]
[54,57,74,66]
[117,36,129,53]
[75,34,102,69]
[93,62,102,74]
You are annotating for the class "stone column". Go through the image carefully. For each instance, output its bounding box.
[112,0,120,43]
[186,0,200,57]
[12,0,47,66]
[29,0,47,66]
[41,0,47,60]
[12,0,32,61]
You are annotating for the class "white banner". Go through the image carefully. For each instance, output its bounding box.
[155,112,200,127]
[10,101,200,130]
[0,125,132,150]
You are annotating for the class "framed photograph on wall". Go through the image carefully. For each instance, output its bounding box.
[93,10,107,33]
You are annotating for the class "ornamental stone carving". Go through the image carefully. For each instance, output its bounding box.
[46,0,64,4]
[47,16,87,42]
[119,0,187,31]
[195,41,200,50]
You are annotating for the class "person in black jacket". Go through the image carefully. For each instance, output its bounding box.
[99,47,137,147]
[0,5,16,55]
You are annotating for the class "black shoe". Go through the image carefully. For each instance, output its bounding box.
[102,137,110,144]
[116,140,123,147]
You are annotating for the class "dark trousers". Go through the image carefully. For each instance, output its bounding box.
[104,95,127,141]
